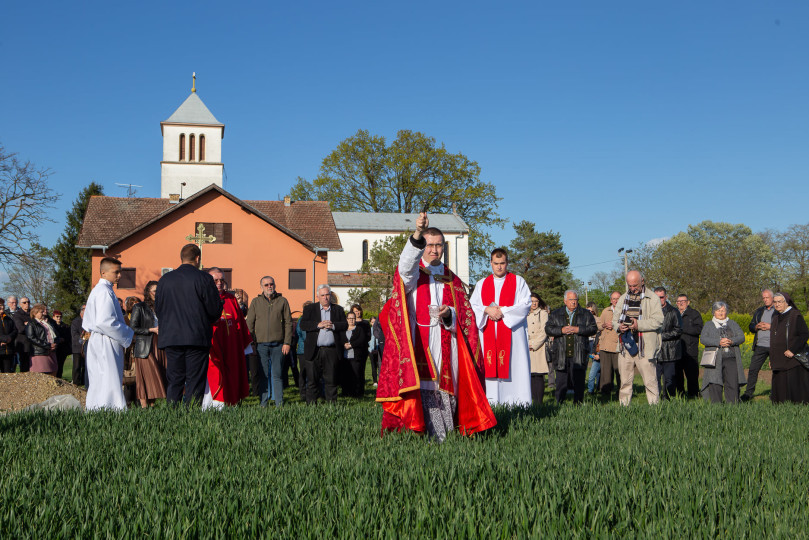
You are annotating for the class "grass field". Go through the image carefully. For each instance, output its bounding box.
[2,395,808,537]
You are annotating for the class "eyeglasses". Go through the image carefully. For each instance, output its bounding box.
[675,300,688,304]
[20,301,29,304]
[262,283,275,287]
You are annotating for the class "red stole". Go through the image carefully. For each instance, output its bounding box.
[481,273,516,379]
[412,263,454,392]
[376,259,496,437]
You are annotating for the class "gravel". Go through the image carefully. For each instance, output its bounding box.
[0,372,87,412]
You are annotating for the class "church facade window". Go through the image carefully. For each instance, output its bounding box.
[199,135,205,161]
[289,269,306,290]
[195,222,233,244]
[362,240,368,264]
[179,134,185,161]
[118,268,136,289]
[189,134,195,161]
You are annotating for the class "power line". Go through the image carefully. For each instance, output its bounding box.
[570,258,622,269]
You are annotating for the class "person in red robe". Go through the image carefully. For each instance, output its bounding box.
[376,213,496,441]
[202,267,252,408]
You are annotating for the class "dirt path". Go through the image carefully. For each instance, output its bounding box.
[0,372,87,412]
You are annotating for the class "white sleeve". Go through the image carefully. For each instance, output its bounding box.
[84,287,134,348]
[469,280,489,330]
[501,276,532,329]
[398,239,424,294]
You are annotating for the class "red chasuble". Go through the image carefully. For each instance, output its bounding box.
[207,292,251,405]
[481,273,517,379]
[376,263,496,437]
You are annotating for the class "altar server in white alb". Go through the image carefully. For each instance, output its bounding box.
[470,248,532,406]
[83,257,135,411]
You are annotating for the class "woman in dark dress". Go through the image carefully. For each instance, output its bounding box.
[52,310,72,379]
[769,292,809,404]
[129,281,167,408]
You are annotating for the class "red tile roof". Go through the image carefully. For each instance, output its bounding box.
[77,185,342,251]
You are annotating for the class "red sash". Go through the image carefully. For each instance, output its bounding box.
[413,263,453,391]
[481,273,516,379]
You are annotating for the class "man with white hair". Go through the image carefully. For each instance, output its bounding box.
[298,284,347,404]
[611,270,664,405]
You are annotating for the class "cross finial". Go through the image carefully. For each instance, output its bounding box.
[192,72,196,93]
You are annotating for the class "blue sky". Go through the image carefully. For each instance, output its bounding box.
[1,1,807,284]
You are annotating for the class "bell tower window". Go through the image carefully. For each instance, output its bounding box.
[199,135,205,161]
[189,134,195,161]
[179,134,185,161]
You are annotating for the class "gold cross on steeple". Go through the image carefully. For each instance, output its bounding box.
[186,223,216,268]
[192,72,196,93]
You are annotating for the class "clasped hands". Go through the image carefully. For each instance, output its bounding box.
[719,338,733,348]
[561,325,580,335]
[484,305,503,321]
[317,320,334,330]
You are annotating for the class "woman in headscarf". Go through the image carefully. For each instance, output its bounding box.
[769,292,809,404]
[699,301,746,403]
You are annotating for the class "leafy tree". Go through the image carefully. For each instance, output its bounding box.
[347,233,410,315]
[3,243,56,306]
[589,269,625,295]
[0,143,60,266]
[629,221,772,313]
[289,129,504,275]
[51,182,104,318]
[761,224,809,310]
[507,220,571,307]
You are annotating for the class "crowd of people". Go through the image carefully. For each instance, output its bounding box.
[3,214,808,442]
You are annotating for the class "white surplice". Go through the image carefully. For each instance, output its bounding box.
[470,274,532,406]
[398,240,458,392]
[82,278,134,411]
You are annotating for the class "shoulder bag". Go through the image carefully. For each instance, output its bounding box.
[700,348,717,368]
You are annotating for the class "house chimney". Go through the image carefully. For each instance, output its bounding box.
[284,196,291,207]
[169,194,181,204]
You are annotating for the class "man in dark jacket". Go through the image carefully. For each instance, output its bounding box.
[10,296,32,372]
[741,289,775,401]
[70,305,87,386]
[545,290,598,404]
[675,294,704,397]
[155,244,223,406]
[654,287,682,400]
[298,284,347,404]
[0,298,18,373]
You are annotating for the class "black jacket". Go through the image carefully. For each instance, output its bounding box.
[11,309,31,354]
[299,302,348,362]
[658,303,683,363]
[0,312,18,356]
[678,306,703,359]
[53,321,71,359]
[155,263,222,348]
[70,316,84,355]
[770,308,809,371]
[749,305,775,349]
[344,320,371,362]
[130,302,157,359]
[545,306,597,370]
[26,319,59,357]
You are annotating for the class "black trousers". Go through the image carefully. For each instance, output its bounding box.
[281,350,300,389]
[303,345,340,403]
[56,352,69,380]
[742,346,770,398]
[370,350,381,383]
[656,361,677,400]
[164,346,210,406]
[0,354,14,373]
[17,350,30,373]
[530,373,545,404]
[555,359,586,404]
[676,351,700,397]
[71,352,86,386]
[343,355,367,397]
[248,352,263,398]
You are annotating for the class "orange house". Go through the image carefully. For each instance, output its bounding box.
[77,184,342,313]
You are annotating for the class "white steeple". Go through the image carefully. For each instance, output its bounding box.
[160,74,224,199]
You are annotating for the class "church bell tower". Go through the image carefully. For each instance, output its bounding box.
[160,73,224,199]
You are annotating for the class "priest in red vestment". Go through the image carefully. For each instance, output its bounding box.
[376,213,496,441]
[202,267,252,408]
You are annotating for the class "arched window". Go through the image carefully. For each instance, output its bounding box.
[189,134,195,161]
[179,134,185,161]
[199,135,205,161]
[362,240,369,264]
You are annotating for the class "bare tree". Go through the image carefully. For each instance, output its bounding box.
[0,144,60,266]
[3,243,57,306]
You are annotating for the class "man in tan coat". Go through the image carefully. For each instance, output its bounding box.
[611,271,664,405]
[597,291,621,397]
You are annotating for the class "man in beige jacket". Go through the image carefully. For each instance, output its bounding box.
[612,271,664,405]
[597,291,621,397]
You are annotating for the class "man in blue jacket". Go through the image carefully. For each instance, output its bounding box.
[156,244,223,406]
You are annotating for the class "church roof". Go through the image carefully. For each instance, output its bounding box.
[331,211,469,233]
[77,185,342,252]
[164,93,223,125]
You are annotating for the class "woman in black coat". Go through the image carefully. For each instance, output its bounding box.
[129,281,167,408]
[769,292,809,404]
[51,310,72,379]
[346,305,371,397]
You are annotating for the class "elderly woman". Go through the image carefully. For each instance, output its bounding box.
[26,303,59,376]
[527,293,550,404]
[700,301,746,403]
[769,292,809,404]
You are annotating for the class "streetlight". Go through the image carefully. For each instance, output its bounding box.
[618,247,634,291]
[586,281,592,304]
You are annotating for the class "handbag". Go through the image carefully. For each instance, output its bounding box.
[700,348,717,368]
